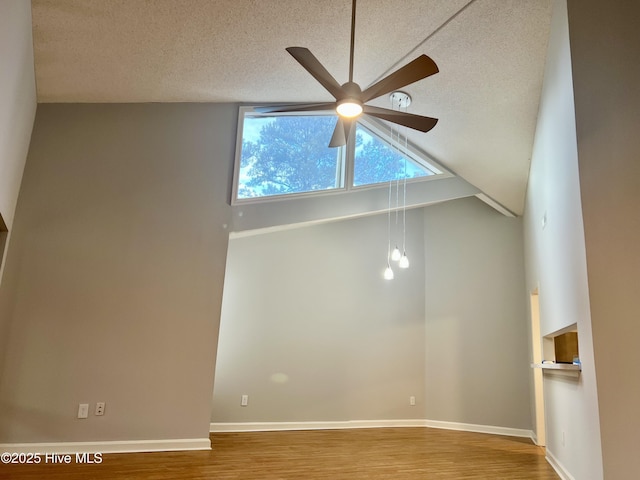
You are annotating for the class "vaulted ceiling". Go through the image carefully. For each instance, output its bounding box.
[31,0,553,215]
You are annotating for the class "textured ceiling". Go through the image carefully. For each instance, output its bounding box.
[31,0,553,215]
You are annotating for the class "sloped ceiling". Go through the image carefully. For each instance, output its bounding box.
[31,0,553,215]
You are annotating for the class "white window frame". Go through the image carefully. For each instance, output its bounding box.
[232,106,452,205]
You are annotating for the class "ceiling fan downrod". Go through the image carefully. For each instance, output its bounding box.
[348,0,357,83]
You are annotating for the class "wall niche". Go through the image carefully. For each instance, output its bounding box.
[533,324,581,372]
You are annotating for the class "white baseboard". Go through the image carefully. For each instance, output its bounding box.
[546,449,576,480]
[210,419,533,439]
[423,419,533,438]
[0,438,211,454]
[210,419,427,432]
[530,430,539,445]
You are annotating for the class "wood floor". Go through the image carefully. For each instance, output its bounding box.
[2,428,559,479]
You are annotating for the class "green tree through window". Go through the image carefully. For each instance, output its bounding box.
[354,125,431,186]
[239,116,343,199]
[237,113,433,200]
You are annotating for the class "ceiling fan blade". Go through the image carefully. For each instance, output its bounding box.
[254,103,336,114]
[329,117,346,147]
[343,118,355,144]
[286,47,345,100]
[361,55,439,103]
[329,117,355,148]
[364,106,438,133]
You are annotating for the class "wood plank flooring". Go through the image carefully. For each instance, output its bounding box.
[1,427,559,479]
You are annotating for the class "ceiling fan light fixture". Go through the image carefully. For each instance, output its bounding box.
[336,99,363,118]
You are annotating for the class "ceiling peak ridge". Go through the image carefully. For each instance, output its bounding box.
[370,0,479,86]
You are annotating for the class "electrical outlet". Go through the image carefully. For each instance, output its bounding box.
[409,396,416,406]
[241,394,249,407]
[77,403,89,419]
[95,402,105,416]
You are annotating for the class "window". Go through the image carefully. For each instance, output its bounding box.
[234,107,441,203]
[237,114,345,200]
[353,123,434,187]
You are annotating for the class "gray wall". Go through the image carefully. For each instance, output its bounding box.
[568,0,640,477]
[0,0,36,231]
[213,198,530,431]
[0,104,234,443]
[524,1,603,478]
[0,102,530,443]
[0,0,37,408]
[213,210,427,422]
[423,198,530,429]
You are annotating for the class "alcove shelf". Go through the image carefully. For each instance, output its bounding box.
[531,363,581,372]
[535,324,581,375]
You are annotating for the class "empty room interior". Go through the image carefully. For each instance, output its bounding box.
[1,1,639,479]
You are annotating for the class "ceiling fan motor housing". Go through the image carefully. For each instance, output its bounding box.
[340,81,363,99]
[336,81,364,117]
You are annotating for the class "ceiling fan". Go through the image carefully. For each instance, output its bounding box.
[257,0,440,147]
